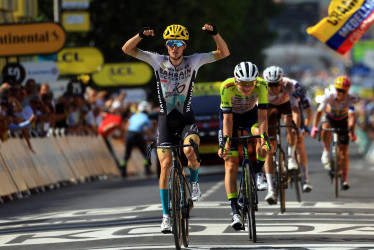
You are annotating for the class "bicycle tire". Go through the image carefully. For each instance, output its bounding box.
[293,151,302,202]
[334,142,340,198]
[181,177,189,247]
[245,163,256,242]
[170,168,182,250]
[279,150,286,214]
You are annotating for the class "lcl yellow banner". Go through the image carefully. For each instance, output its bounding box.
[92,62,152,86]
[0,22,66,56]
[57,47,104,75]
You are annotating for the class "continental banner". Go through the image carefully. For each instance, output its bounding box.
[307,0,374,54]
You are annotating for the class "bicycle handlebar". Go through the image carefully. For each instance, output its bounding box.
[146,138,201,166]
[220,132,271,152]
[318,127,351,141]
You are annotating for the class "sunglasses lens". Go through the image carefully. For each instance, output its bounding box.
[269,82,280,87]
[337,89,347,93]
[237,81,255,87]
[166,40,185,47]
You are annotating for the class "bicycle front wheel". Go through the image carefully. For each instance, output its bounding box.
[245,163,256,243]
[181,177,190,247]
[278,150,286,214]
[170,168,182,250]
[334,143,340,198]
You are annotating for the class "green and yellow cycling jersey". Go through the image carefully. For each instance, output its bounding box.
[220,77,268,114]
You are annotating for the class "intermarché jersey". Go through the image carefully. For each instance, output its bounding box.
[318,90,356,120]
[136,49,216,115]
[220,77,268,114]
[268,77,298,107]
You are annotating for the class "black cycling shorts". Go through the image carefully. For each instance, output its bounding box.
[157,109,198,145]
[218,107,258,152]
[321,115,349,145]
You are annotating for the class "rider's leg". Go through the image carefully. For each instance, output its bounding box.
[296,134,309,181]
[264,140,277,191]
[183,134,200,179]
[252,125,266,173]
[284,114,297,156]
[340,144,349,181]
[224,155,240,215]
[157,149,172,215]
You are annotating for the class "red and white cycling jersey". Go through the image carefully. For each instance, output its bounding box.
[268,77,298,107]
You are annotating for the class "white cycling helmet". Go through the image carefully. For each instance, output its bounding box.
[263,66,284,83]
[234,62,259,82]
[138,101,151,113]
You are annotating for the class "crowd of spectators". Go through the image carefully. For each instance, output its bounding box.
[0,77,157,160]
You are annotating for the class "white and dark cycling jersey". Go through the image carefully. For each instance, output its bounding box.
[268,77,298,107]
[136,49,216,116]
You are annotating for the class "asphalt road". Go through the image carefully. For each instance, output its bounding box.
[0,136,373,249]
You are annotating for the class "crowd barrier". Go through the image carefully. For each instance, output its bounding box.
[0,135,121,199]
[356,128,374,165]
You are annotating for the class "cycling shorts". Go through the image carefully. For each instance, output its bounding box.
[218,107,258,154]
[267,101,292,138]
[321,115,349,145]
[157,109,198,145]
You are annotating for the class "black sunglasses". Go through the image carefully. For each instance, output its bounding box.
[268,82,281,87]
[336,89,347,93]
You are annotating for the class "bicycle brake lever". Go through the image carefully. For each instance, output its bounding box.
[261,133,271,151]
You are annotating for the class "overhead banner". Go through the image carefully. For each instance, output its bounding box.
[306,0,374,55]
[0,22,66,56]
[57,47,104,75]
[92,62,152,86]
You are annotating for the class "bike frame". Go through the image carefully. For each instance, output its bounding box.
[146,138,200,249]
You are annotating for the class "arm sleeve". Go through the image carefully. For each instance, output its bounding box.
[257,79,268,106]
[135,49,163,69]
[220,79,233,113]
[190,52,216,70]
[8,120,31,132]
[317,93,330,111]
[294,82,311,109]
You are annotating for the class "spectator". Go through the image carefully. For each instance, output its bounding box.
[120,101,152,177]
[21,79,37,107]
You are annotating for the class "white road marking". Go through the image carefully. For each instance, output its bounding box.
[199,180,225,201]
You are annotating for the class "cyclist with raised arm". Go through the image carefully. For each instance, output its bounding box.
[289,78,314,192]
[122,23,230,233]
[311,76,357,190]
[218,62,269,230]
[262,66,300,204]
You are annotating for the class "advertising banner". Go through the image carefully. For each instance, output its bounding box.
[0,22,66,56]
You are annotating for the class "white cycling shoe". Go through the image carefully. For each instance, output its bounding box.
[230,214,243,231]
[160,214,171,234]
[191,182,202,201]
[321,149,330,166]
[256,172,268,191]
[288,158,298,170]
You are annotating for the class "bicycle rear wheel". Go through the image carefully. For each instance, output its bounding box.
[278,150,286,214]
[181,177,190,247]
[170,168,182,250]
[245,163,256,242]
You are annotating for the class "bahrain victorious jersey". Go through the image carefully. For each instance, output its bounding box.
[136,49,216,116]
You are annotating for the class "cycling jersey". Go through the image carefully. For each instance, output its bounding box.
[317,92,356,120]
[136,49,216,116]
[220,77,268,114]
[284,77,311,109]
[268,79,298,107]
